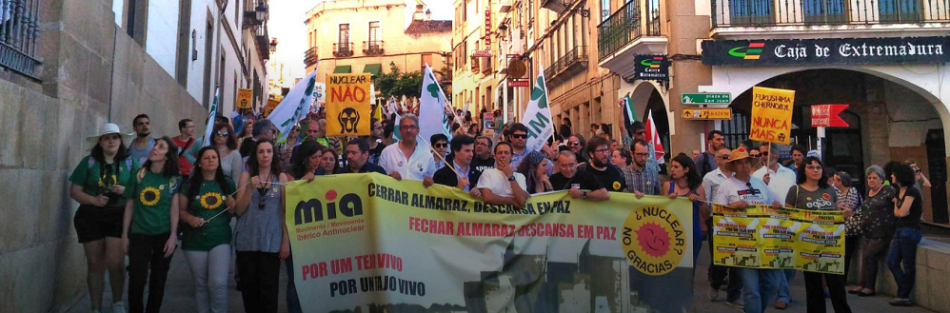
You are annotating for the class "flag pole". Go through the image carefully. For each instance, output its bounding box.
[417,134,462,178]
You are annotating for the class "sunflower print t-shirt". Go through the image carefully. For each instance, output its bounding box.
[125,171,180,235]
[180,178,237,251]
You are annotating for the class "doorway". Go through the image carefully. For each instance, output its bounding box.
[927,130,948,223]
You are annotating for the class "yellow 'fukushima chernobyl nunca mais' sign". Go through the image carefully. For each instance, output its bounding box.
[284,174,695,312]
[712,204,845,274]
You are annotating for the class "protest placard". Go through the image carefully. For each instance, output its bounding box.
[749,87,795,145]
[326,74,372,136]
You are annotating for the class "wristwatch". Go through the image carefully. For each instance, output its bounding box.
[507,175,516,182]
[583,191,588,199]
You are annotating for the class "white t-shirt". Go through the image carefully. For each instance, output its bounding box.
[752,166,797,205]
[379,142,437,181]
[476,168,527,198]
[713,176,780,206]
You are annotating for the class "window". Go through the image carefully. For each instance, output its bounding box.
[339,24,350,44]
[601,0,610,22]
[368,21,380,43]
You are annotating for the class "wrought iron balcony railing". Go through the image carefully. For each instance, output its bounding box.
[0,0,42,79]
[545,45,588,81]
[712,0,950,28]
[362,40,384,56]
[333,42,354,57]
[304,47,318,67]
[597,0,662,61]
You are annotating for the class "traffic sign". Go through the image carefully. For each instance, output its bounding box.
[682,93,731,105]
[682,108,733,120]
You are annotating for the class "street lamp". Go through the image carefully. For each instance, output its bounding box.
[255,3,268,23]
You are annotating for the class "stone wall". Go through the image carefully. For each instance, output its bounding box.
[0,1,207,312]
[848,239,950,313]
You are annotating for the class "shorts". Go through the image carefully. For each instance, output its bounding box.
[74,205,125,243]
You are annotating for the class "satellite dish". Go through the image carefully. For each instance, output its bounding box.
[507,59,526,79]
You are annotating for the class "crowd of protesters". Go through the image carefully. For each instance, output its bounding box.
[70,105,929,313]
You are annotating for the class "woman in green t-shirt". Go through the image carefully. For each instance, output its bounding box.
[69,123,137,313]
[178,146,236,313]
[121,136,181,313]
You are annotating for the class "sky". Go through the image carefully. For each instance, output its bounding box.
[269,0,453,82]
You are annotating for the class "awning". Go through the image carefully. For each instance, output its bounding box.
[363,64,382,77]
[333,65,352,73]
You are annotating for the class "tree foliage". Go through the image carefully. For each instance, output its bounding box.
[376,64,422,100]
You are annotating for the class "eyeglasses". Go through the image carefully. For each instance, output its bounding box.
[216,131,229,137]
[719,155,730,160]
[594,148,610,154]
[635,131,646,135]
[749,154,761,158]
[805,165,823,171]
[511,134,528,139]
[634,153,650,157]
[434,143,448,148]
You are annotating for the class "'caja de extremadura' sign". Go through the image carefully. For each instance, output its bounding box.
[702,36,950,66]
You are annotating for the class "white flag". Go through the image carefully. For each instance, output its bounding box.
[418,64,452,141]
[268,65,319,142]
[201,87,219,147]
[520,63,554,152]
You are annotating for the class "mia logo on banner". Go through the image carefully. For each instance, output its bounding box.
[294,189,364,226]
[520,64,553,152]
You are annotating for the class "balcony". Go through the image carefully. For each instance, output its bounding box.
[255,24,269,60]
[304,47,318,67]
[0,0,42,79]
[545,45,588,84]
[333,42,354,57]
[712,0,950,37]
[362,41,384,56]
[596,0,667,78]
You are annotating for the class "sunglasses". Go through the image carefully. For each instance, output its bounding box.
[434,143,448,148]
[635,131,646,135]
[511,134,528,139]
[570,141,581,146]
[216,131,229,137]
[760,152,770,157]
[719,155,730,160]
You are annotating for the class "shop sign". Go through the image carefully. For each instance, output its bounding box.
[811,104,850,128]
[484,6,491,46]
[682,108,733,120]
[634,55,670,81]
[473,50,492,58]
[682,93,731,105]
[507,79,529,87]
[702,36,950,66]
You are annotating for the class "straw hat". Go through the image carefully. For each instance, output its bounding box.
[721,147,761,173]
[85,123,135,151]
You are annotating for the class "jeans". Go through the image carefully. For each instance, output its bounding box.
[804,272,852,313]
[184,244,231,313]
[236,251,281,313]
[860,237,891,290]
[707,222,742,302]
[285,254,303,313]
[887,227,922,299]
[127,233,175,313]
[776,269,796,303]
[738,268,783,313]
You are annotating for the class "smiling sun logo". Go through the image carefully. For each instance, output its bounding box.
[622,205,687,276]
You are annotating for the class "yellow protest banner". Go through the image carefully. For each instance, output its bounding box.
[325,74,372,136]
[749,86,795,144]
[712,204,845,274]
[264,98,279,117]
[285,173,695,312]
[236,88,253,109]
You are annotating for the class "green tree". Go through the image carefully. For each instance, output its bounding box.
[376,63,422,100]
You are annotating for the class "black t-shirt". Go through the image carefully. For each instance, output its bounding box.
[896,186,923,229]
[550,171,604,191]
[581,163,627,192]
[472,156,495,177]
[368,142,386,165]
